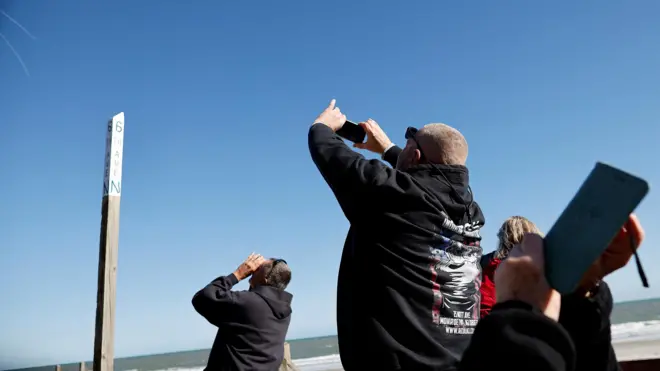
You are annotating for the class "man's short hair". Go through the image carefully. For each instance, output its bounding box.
[265,258,291,290]
[418,123,468,165]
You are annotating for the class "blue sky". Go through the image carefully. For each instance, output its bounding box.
[1,0,659,368]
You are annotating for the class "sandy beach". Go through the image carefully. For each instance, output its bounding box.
[613,339,660,362]
[304,339,660,371]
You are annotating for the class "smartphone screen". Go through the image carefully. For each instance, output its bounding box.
[336,120,366,143]
[544,162,649,294]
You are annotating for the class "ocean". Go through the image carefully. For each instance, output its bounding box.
[8,299,660,371]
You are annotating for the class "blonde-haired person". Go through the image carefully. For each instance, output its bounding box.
[479,216,542,319]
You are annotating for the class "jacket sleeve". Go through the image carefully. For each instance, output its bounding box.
[558,281,621,371]
[460,301,576,371]
[191,274,240,327]
[308,124,394,220]
[382,145,402,168]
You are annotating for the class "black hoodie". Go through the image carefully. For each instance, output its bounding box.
[459,281,620,371]
[192,274,293,371]
[309,124,486,371]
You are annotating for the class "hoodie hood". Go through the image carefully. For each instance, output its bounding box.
[407,164,485,228]
[251,285,293,320]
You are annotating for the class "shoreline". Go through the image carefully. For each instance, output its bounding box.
[292,338,660,371]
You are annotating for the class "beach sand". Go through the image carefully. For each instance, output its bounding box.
[614,339,660,362]
[311,339,660,371]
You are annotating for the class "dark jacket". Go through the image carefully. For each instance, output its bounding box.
[478,251,501,319]
[558,281,621,371]
[460,281,619,371]
[192,274,293,371]
[309,124,486,371]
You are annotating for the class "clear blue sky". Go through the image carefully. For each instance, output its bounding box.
[1,0,659,368]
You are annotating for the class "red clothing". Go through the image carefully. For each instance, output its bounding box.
[479,252,502,319]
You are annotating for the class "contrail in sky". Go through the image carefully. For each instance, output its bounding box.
[0,8,35,77]
[0,9,35,39]
[0,31,30,76]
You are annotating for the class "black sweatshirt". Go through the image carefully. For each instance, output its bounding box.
[309,124,486,371]
[192,274,293,371]
[460,301,576,371]
[459,281,620,371]
[558,281,621,371]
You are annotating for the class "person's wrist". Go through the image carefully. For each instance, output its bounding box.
[380,142,395,155]
[312,121,340,132]
[232,269,247,281]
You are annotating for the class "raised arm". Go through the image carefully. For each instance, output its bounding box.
[192,274,241,327]
[192,253,266,327]
[309,124,389,217]
[353,118,401,168]
[308,101,393,220]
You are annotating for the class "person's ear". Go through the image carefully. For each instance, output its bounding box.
[413,149,422,163]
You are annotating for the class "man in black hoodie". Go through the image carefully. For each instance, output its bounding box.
[309,100,486,371]
[192,253,293,371]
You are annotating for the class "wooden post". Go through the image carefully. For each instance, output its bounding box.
[284,342,292,364]
[79,362,87,371]
[93,112,125,371]
[55,365,61,371]
[279,342,298,371]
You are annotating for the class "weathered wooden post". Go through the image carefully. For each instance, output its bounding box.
[93,112,125,371]
[79,362,87,371]
[279,342,298,371]
[54,365,61,371]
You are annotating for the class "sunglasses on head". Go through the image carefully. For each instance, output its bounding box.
[271,258,287,268]
[405,127,425,161]
[405,126,418,139]
[265,259,287,281]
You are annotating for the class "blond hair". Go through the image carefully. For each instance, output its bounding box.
[495,216,542,260]
[417,123,468,165]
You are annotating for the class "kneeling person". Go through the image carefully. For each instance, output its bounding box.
[192,253,293,371]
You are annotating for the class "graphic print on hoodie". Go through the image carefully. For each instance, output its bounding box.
[429,211,483,334]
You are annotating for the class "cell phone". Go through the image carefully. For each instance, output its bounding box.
[544,162,649,294]
[336,120,366,143]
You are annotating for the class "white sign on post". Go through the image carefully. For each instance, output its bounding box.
[103,112,125,197]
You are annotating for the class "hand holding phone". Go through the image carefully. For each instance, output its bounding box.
[543,162,649,294]
[353,119,395,155]
[336,120,366,143]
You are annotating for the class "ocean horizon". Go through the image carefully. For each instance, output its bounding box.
[5,298,660,371]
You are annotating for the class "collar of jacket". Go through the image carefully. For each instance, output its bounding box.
[405,164,470,186]
[250,285,293,301]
